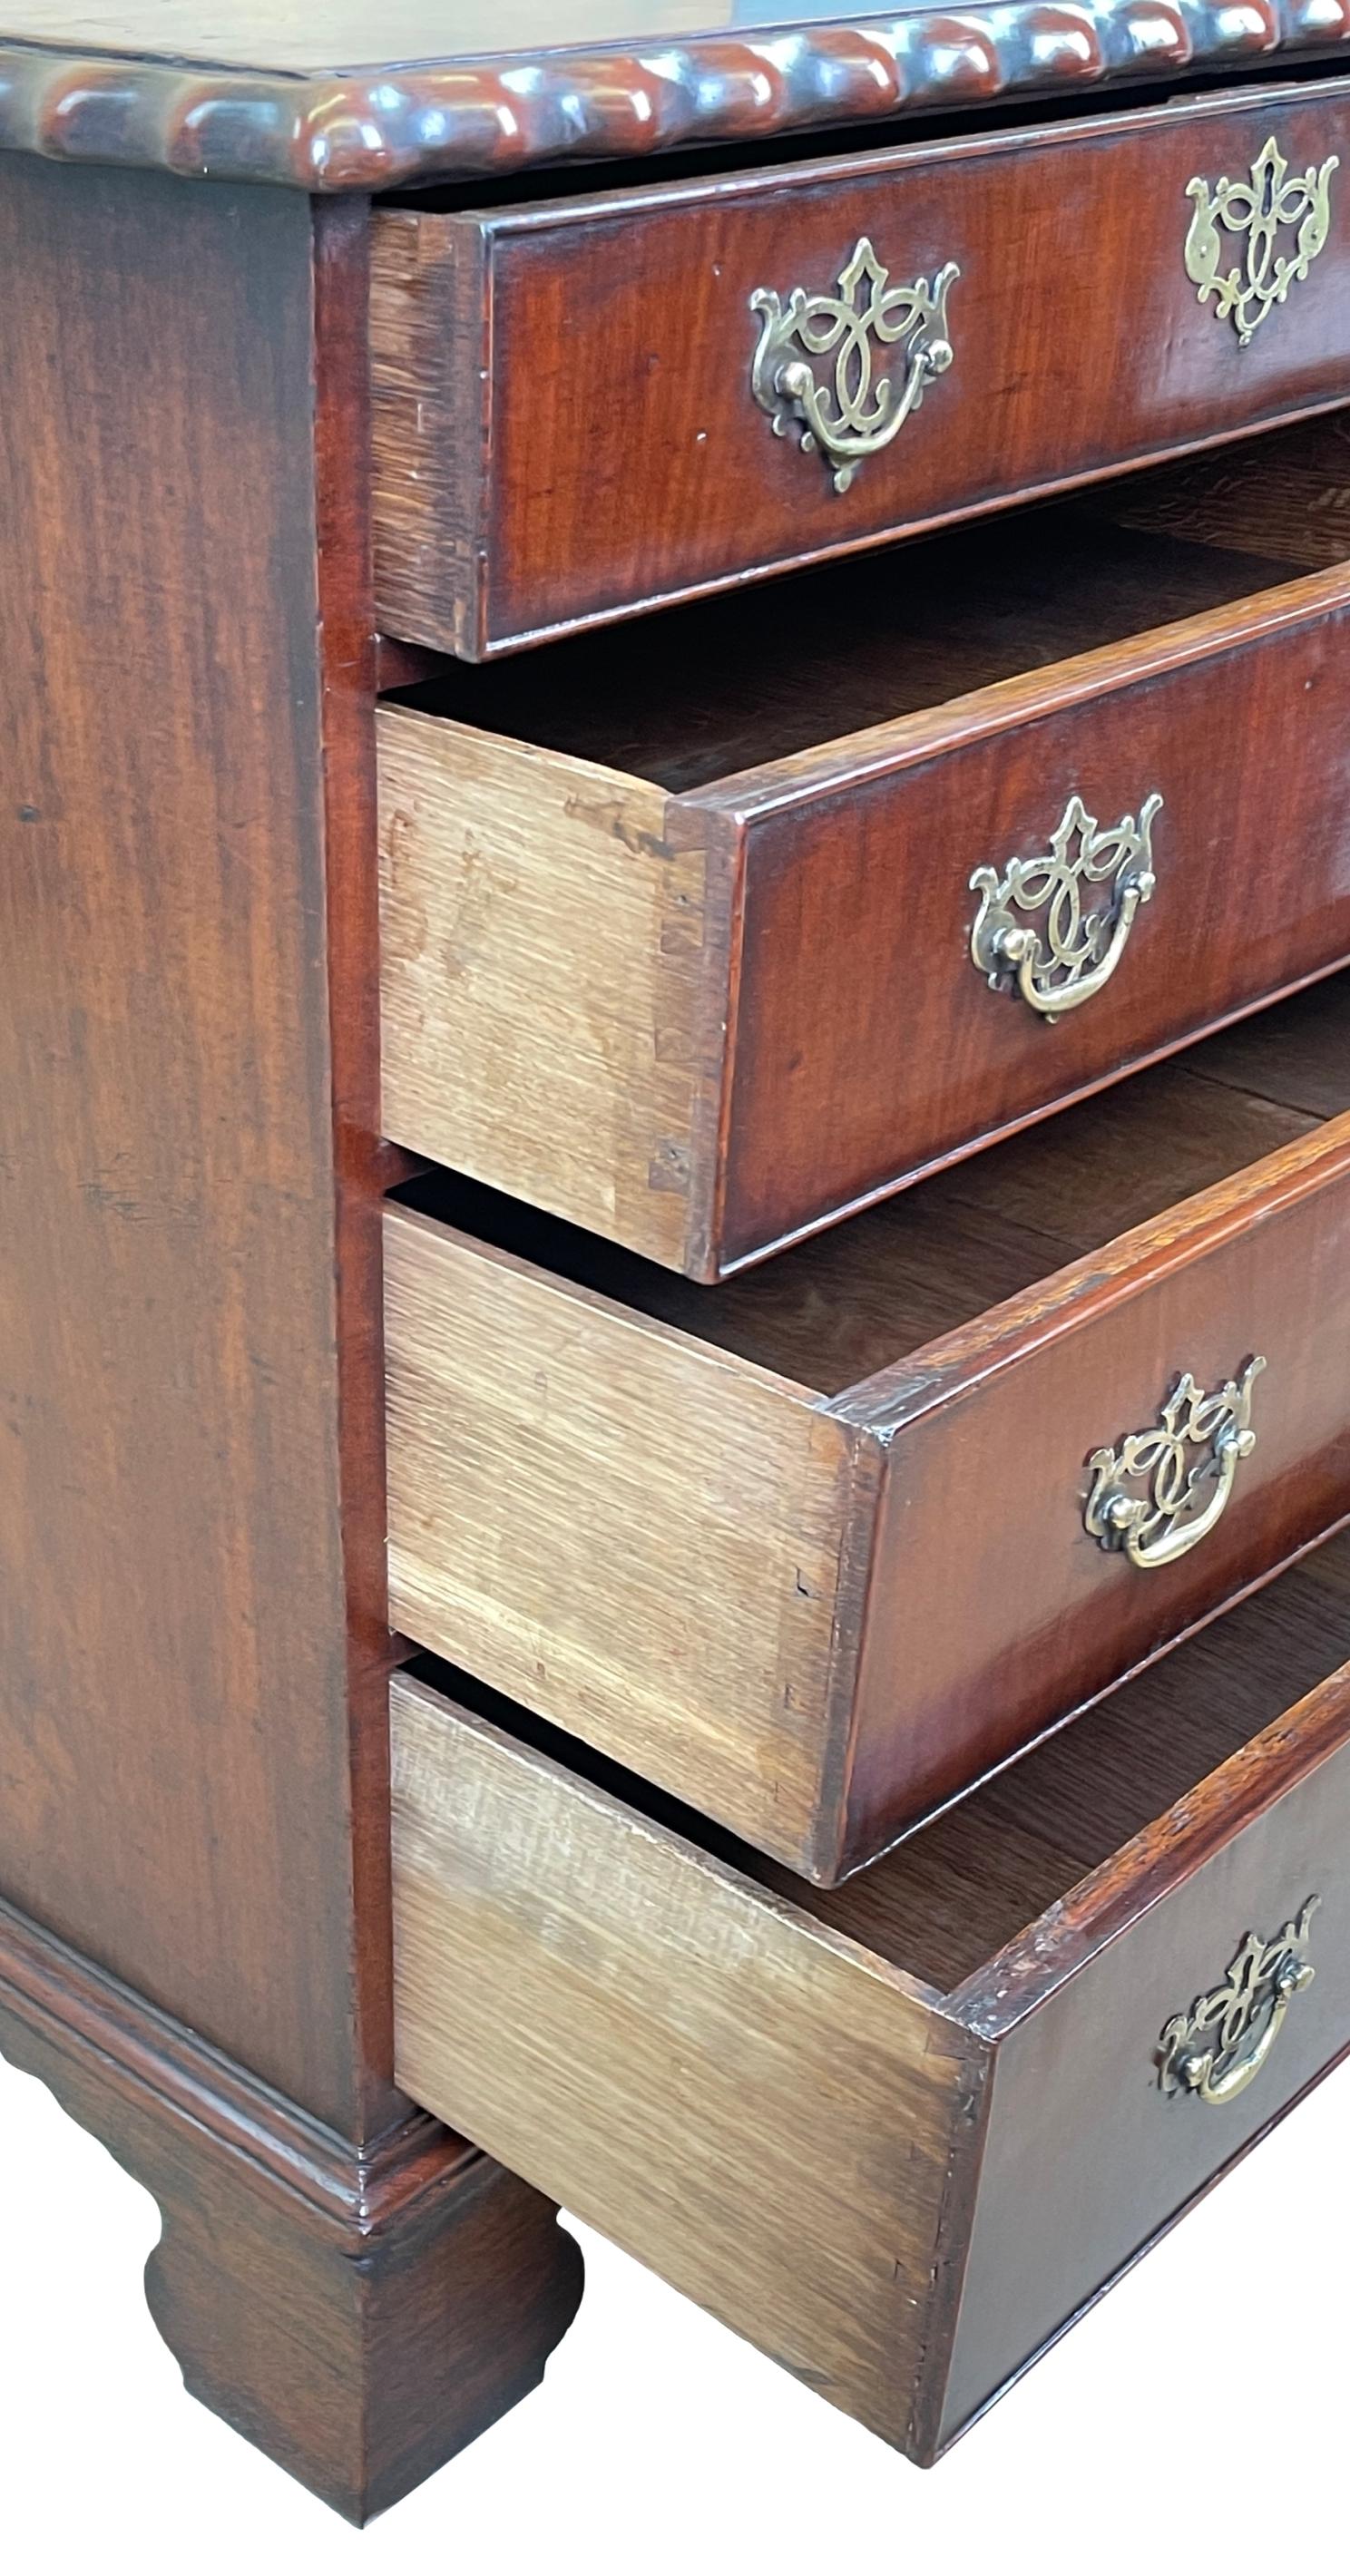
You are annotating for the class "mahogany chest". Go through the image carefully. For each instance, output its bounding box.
[2,0,1348,2522]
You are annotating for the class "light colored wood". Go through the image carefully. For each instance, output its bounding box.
[378,708,729,1275]
[1086,411,1350,572]
[383,1206,876,1871]
[390,1673,980,2456]
[391,1627,1350,2458]
[371,221,485,664]
[383,1010,1350,1877]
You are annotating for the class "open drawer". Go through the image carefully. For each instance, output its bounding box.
[393,1529,1350,2464]
[386,978,1350,1880]
[378,476,1350,1280]
[371,75,1350,659]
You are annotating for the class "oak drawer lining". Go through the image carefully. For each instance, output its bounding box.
[386,509,1307,794]
[403,1515,1350,2003]
[396,972,1349,1400]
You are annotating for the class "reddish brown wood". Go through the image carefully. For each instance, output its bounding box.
[383,500,1350,1275]
[0,1895,582,2522]
[3,5,1349,191]
[391,1530,1350,2467]
[372,77,1350,657]
[936,1636,1350,2449]
[393,993,1350,1878]
[839,1092,1350,1867]
[0,153,581,2511]
[0,154,359,2117]
[313,190,406,2129]
[712,540,1350,1266]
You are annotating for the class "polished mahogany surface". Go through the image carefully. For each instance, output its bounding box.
[0,149,582,2520]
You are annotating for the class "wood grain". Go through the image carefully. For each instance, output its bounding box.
[5,5,1348,190]
[390,518,1304,789]
[372,79,1350,656]
[384,1208,876,1864]
[392,1672,982,2458]
[0,158,584,2510]
[0,158,359,2124]
[1085,406,1350,570]
[841,1120,1350,1864]
[379,516,1350,1276]
[387,991,1350,1876]
[377,709,730,1273]
[392,1544,1350,2460]
[770,1527,1350,1990]
[0,1892,582,2524]
[1187,971,1350,1117]
[940,1653,1350,2446]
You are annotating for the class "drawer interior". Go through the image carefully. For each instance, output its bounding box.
[409,1516,1350,2004]
[791,1531,1350,1990]
[386,502,1311,793]
[397,967,1350,1400]
[396,1519,1350,2462]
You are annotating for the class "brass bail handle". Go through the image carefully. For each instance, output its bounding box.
[1084,1358,1265,1571]
[1159,1901,1319,2105]
[749,237,958,493]
[971,791,1162,1025]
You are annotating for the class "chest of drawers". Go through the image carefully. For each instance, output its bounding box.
[1,0,1348,2526]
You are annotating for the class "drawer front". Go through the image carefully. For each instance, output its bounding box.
[378,571,1350,1280]
[844,1130,1350,1863]
[392,1659,1350,2462]
[943,1717,1350,2447]
[372,81,1350,657]
[719,573,1350,1268]
[386,1116,1350,1881]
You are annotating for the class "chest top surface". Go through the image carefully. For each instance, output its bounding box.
[2,0,1349,189]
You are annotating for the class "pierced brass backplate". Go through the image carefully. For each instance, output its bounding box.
[1084,1359,1265,1570]
[749,237,958,493]
[1159,1900,1319,2104]
[970,791,1161,1023]
[1184,136,1337,344]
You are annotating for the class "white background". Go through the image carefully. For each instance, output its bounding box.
[3,2044,1345,2575]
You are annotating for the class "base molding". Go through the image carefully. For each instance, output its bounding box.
[0,1895,583,2521]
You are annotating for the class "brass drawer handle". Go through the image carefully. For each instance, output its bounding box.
[1184,137,1336,345]
[1084,1358,1265,1570]
[1159,1901,1319,2104]
[970,791,1161,1024]
[749,237,958,493]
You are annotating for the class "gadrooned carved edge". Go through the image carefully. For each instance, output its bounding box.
[1,4,1349,192]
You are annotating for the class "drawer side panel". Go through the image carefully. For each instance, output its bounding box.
[392,1678,982,2454]
[377,707,730,1273]
[372,211,488,659]
[384,1209,875,1869]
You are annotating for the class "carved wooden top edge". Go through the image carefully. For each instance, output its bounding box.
[2,5,1350,190]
